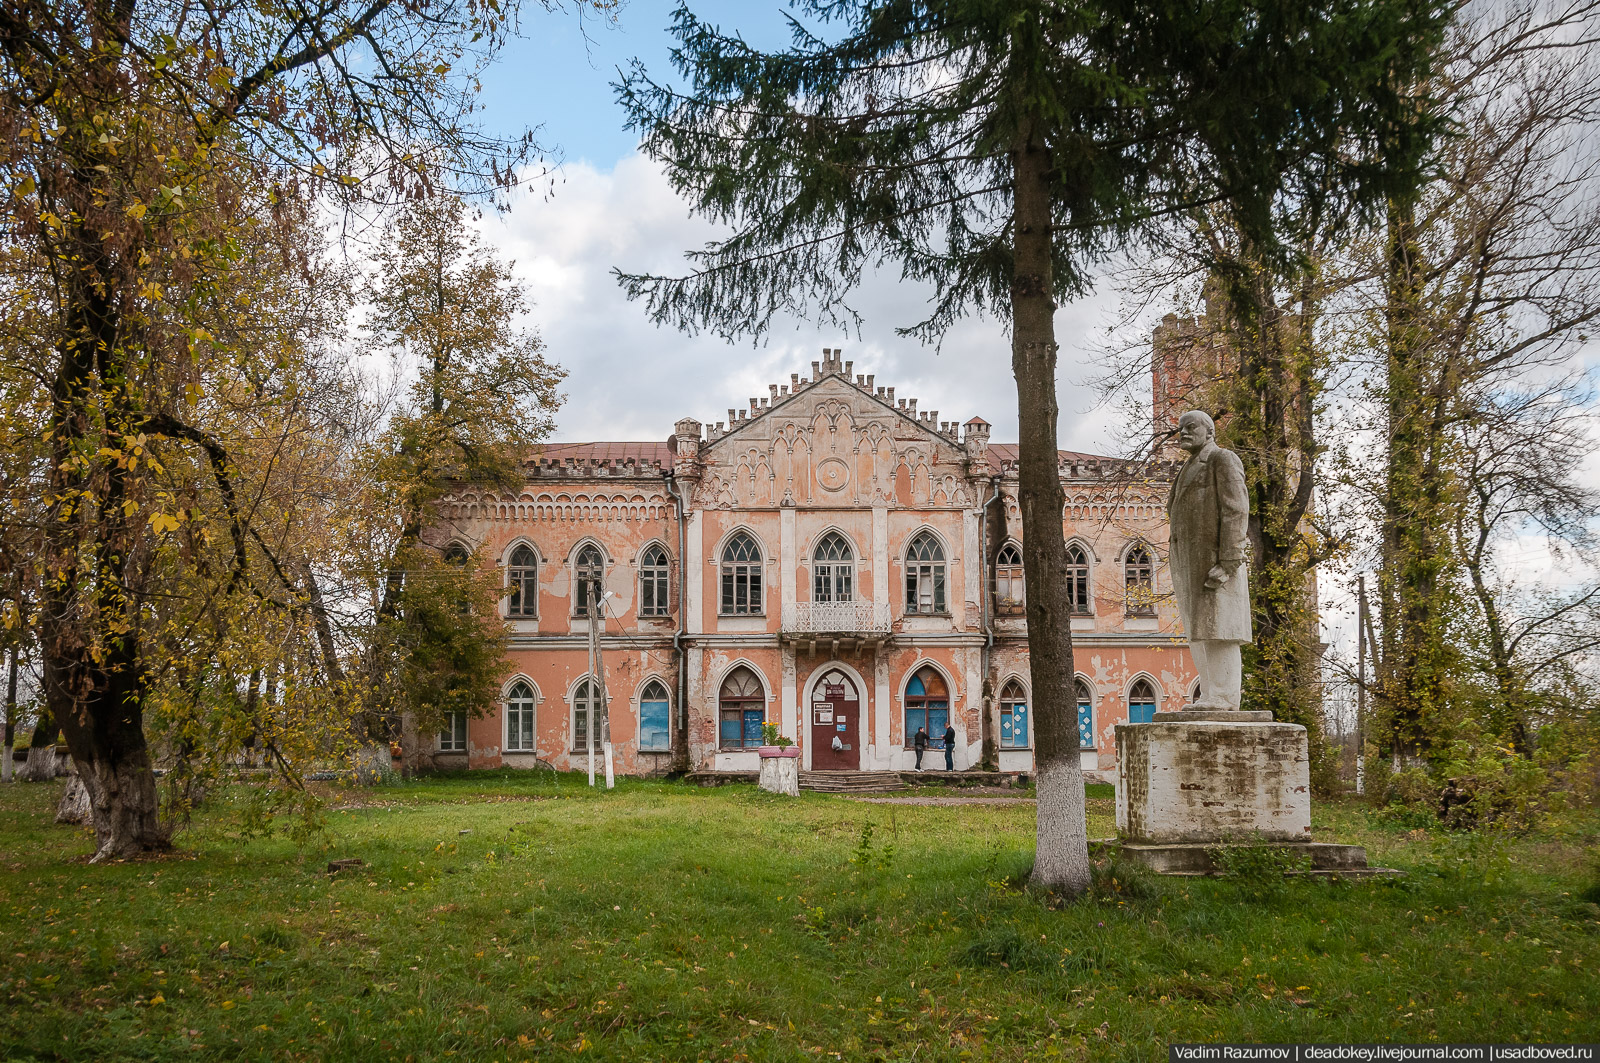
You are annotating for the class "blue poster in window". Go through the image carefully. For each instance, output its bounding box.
[1011,703,1028,747]
[720,716,742,747]
[742,710,764,748]
[1076,699,1092,748]
[640,699,670,751]
[929,705,948,747]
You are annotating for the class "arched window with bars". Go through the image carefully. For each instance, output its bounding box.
[812,532,854,602]
[993,542,1024,613]
[904,532,947,614]
[639,544,670,617]
[999,679,1029,749]
[720,532,763,615]
[1066,542,1091,615]
[573,544,604,617]
[718,667,766,749]
[1124,543,1155,616]
[507,544,537,617]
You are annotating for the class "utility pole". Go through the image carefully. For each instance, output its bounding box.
[584,586,616,789]
[1356,574,1368,796]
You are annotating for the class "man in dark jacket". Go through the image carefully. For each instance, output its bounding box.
[943,724,956,771]
[913,726,928,771]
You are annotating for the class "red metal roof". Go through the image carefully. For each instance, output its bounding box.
[984,444,1119,466]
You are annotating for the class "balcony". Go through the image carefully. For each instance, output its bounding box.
[781,601,892,653]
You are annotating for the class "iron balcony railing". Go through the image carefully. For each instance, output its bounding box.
[781,601,892,637]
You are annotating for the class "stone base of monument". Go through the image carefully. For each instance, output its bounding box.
[1105,707,1393,877]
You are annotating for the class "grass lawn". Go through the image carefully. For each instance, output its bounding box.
[2,773,1597,1062]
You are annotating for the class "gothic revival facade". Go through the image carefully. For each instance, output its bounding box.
[428,349,1197,779]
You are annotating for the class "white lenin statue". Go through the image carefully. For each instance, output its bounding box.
[1167,411,1253,710]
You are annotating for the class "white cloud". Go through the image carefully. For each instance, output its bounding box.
[475,153,1134,451]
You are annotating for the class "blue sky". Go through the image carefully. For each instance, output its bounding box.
[476,2,806,171]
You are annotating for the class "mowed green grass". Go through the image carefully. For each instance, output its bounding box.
[2,774,1597,1063]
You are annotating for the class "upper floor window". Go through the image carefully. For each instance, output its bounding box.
[507,545,538,618]
[718,667,766,749]
[1128,678,1157,724]
[574,544,604,617]
[639,544,670,617]
[444,541,470,613]
[812,532,854,603]
[999,679,1029,749]
[639,679,672,752]
[1066,542,1091,615]
[904,532,947,614]
[720,532,763,615]
[1124,544,1155,616]
[993,542,1023,613]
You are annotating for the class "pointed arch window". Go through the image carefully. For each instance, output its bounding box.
[1066,542,1091,615]
[443,542,470,565]
[574,545,604,617]
[505,681,536,752]
[1124,544,1155,616]
[903,666,950,749]
[720,532,763,615]
[507,545,538,618]
[718,667,766,749]
[639,544,670,617]
[999,679,1029,749]
[993,542,1024,612]
[1076,679,1095,749]
[1128,678,1157,724]
[639,679,671,752]
[572,677,604,752]
[904,532,947,614]
[812,532,854,603]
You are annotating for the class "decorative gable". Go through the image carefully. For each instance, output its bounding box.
[684,350,982,510]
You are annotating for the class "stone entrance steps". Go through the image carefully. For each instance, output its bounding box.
[799,770,907,794]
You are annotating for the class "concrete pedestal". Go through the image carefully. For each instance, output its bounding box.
[758,750,800,797]
[1115,710,1311,844]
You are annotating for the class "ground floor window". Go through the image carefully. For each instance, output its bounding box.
[506,682,536,752]
[1128,678,1157,724]
[572,678,603,752]
[439,711,468,752]
[904,666,950,748]
[1075,680,1095,749]
[998,679,1028,749]
[718,667,766,749]
[639,680,671,752]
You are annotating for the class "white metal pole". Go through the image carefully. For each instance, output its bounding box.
[600,592,615,789]
[586,590,597,787]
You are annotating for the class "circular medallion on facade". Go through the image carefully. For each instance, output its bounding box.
[816,457,851,492]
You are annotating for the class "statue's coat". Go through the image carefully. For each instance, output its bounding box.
[1166,440,1253,642]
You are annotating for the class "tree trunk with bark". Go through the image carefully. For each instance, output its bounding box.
[1012,127,1090,896]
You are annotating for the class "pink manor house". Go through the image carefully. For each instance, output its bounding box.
[425,345,1201,781]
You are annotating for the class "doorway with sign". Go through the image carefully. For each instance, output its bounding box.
[809,666,861,770]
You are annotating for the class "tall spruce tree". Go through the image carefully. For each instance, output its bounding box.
[618,0,1443,893]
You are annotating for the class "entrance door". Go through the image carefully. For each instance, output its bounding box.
[809,667,860,770]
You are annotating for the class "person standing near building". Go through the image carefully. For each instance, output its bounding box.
[943,723,956,771]
[913,726,928,771]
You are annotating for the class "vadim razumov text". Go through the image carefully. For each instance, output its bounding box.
[1170,1046,1597,1063]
